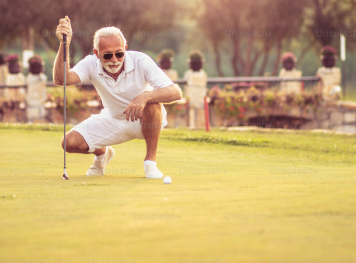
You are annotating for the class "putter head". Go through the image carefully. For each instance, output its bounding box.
[63,173,69,180]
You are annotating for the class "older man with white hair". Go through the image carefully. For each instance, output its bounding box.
[53,16,182,178]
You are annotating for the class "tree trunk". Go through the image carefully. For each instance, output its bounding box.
[231,38,239,76]
[70,43,77,68]
[40,37,54,65]
[22,26,34,50]
[272,40,282,76]
[248,48,263,76]
[258,46,270,76]
[244,37,254,76]
[212,41,224,77]
[297,39,317,67]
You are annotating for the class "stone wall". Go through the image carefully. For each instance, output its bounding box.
[165,101,356,133]
[2,99,355,134]
[300,101,356,133]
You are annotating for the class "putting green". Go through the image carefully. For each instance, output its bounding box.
[0,126,355,263]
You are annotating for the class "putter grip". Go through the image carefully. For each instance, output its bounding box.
[63,34,67,62]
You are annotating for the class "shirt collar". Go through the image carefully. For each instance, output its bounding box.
[96,56,105,75]
[96,51,134,76]
[123,51,134,74]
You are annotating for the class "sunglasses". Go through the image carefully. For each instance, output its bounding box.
[102,52,125,60]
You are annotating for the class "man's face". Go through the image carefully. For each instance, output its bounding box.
[94,34,127,74]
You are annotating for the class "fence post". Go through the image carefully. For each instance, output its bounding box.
[204,96,210,132]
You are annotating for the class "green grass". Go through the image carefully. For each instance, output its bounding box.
[0,126,356,263]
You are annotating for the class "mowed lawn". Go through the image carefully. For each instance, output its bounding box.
[0,125,356,263]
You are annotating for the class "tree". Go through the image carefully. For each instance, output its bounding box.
[302,0,356,58]
[199,0,306,76]
[0,0,182,64]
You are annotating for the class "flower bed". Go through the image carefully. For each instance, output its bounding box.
[1,83,323,128]
[45,86,103,123]
[209,84,322,127]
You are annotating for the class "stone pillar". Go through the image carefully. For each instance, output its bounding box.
[0,52,7,85]
[0,65,7,85]
[5,72,26,103]
[279,68,302,94]
[279,52,302,94]
[0,64,8,107]
[317,46,341,101]
[184,50,207,128]
[4,72,26,122]
[316,67,341,100]
[0,53,7,122]
[26,73,47,122]
[5,54,26,105]
[157,49,179,81]
[162,69,178,81]
[184,69,207,128]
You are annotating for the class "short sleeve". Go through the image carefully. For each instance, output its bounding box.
[71,55,94,83]
[141,55,174,89]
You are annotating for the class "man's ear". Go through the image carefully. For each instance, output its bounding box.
[125,44,128,51]
[93,49,99,58]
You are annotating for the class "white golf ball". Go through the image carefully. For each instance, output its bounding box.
[163,176,172,184]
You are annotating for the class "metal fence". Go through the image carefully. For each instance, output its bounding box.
[0,76,320,90]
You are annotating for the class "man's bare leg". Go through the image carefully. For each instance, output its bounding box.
[61,131,105,156]
[141,103,164,179]
[61,131,115,176]
[141,103,162,161]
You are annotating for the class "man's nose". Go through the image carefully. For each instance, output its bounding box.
[110,54,118,62]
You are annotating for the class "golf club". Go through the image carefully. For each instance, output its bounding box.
[63,33,68,180]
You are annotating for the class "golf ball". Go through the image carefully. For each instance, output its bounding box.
[163,176,172,184]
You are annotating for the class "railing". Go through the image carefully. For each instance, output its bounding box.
[0,77,320,89]
[175,76,320,85]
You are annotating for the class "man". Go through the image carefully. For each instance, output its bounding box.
[53,16,182,178]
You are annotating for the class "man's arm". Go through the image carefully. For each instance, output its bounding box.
[53,16,81,86]
[124,53,182,122]
[123,84,182,122]
[144,84,182,104]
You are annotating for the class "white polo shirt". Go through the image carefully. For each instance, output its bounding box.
[71,51,174,120]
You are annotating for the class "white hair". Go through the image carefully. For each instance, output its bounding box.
[93,27,127,51]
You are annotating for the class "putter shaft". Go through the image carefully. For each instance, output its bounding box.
[63,33,68,180]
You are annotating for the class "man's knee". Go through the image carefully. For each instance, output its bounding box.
[143,103,161,116]
[142,104,162,130]
[61,134,76,153]
[61,131,88,153]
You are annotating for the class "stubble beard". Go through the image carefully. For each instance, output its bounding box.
[102,57,125,74]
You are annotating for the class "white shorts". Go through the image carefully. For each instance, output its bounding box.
[71,105,168,153]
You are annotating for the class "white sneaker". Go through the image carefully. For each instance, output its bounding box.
[86,146,115,176]
[145,164,164,179]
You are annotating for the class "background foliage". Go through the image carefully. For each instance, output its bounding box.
[1,0,356,87]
